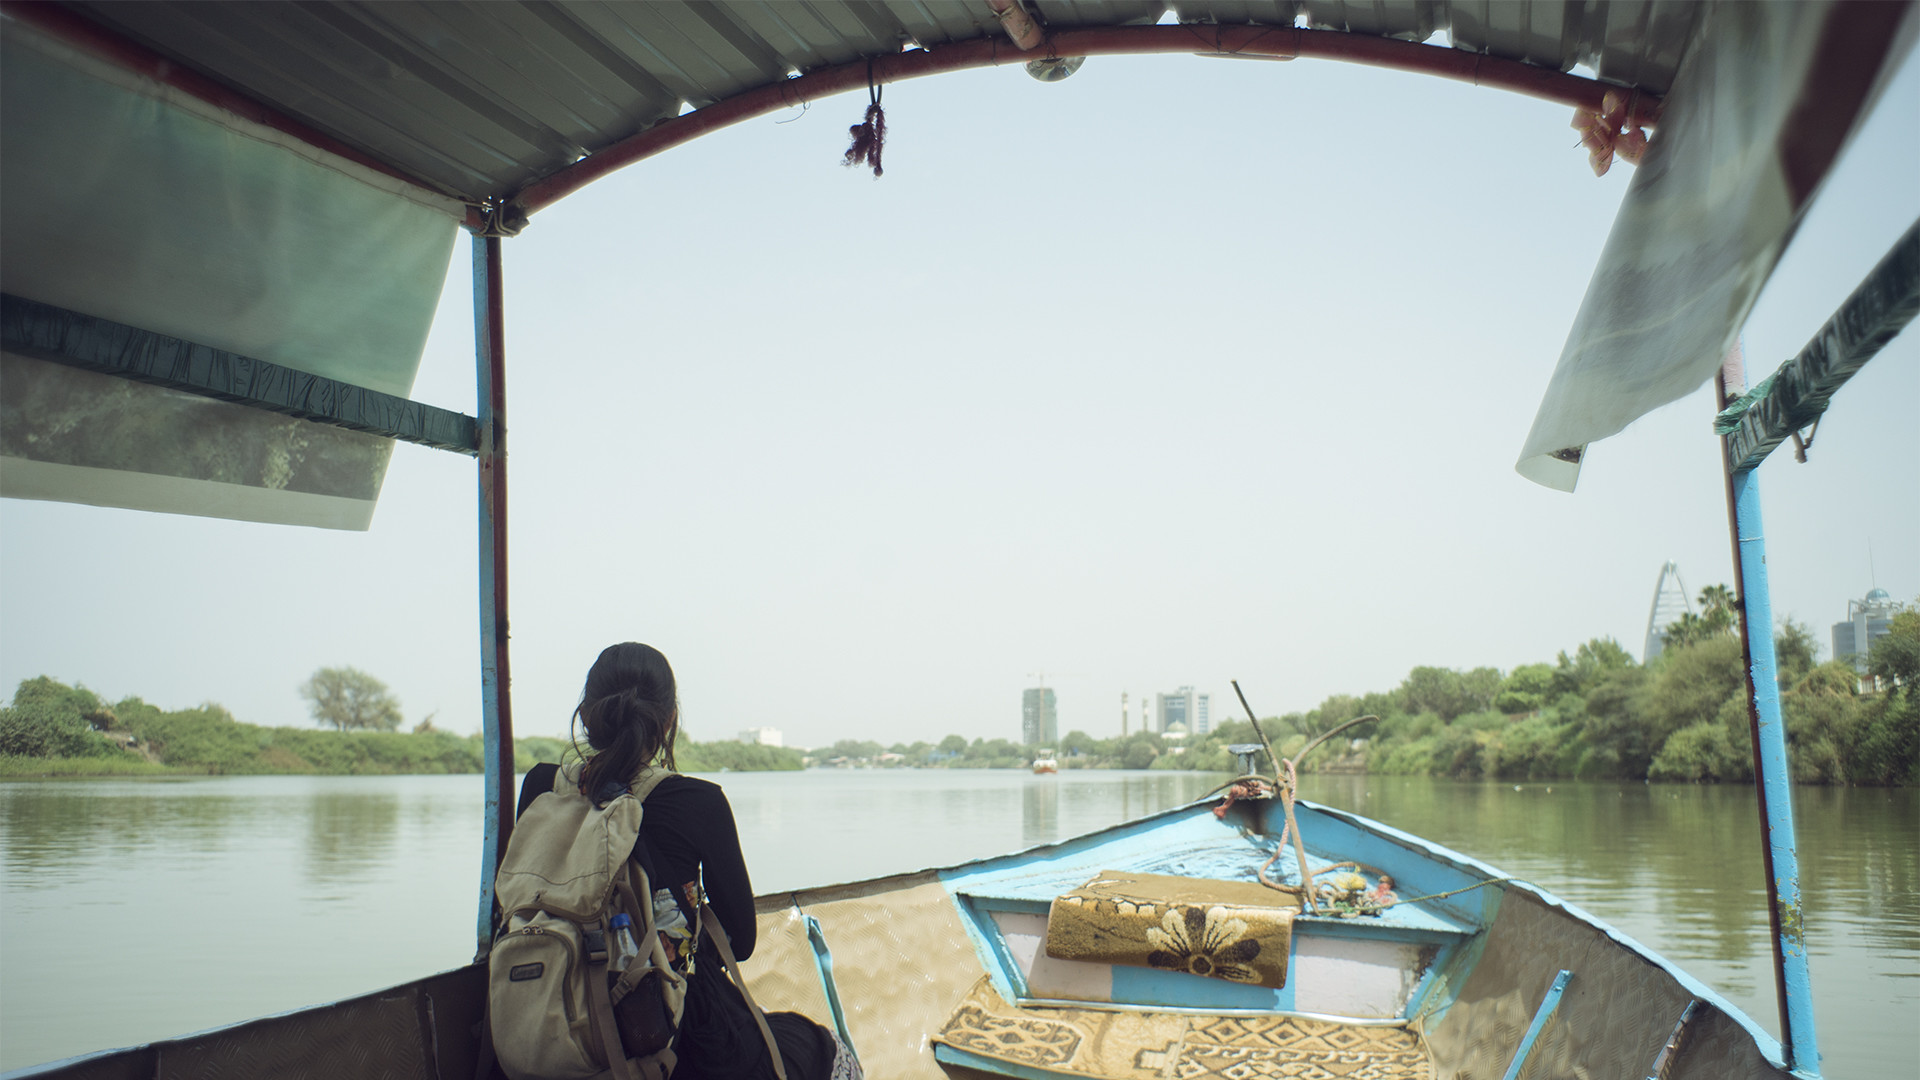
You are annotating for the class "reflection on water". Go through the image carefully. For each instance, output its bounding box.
[1295,775,1920,1078]
[1022,776,1058,847]
[717,768,1223,893]
[1,772,1913,1077]
[0,775,484,1073]
[0,781,249,877]
[305,791,400,887]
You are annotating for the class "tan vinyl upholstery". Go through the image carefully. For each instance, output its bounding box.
[748,872,985,1079]
[1425,890,1786,1080]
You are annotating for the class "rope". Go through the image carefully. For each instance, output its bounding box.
[1227,681,1383,916]
[1211,686,1521,919]
[1376,876,1523,911]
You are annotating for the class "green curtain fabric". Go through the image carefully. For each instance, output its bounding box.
[0,24,461,528]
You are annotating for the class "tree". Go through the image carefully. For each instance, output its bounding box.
[1867,607,1920,693]
[824,738,884,761]
[1400,666,1500,722]
[1662,612,1712,651]
[0,677,116,758]
[1494,664,1555,715]
[1662,587,1739,653]
[1122,739,1157,769]
[1774,619,1820,689]
[1639,634,1744,753]
[1698,583,1738,634]
[300,667,402,731]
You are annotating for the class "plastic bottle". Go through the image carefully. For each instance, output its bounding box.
[608,913,641,973]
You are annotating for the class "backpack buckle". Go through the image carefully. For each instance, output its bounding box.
[582,927,608,962]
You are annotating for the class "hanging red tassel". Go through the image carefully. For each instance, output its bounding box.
[844,69,886,177]
[843,100,886,177]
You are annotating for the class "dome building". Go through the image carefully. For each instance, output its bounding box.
[1833,588,1901,673]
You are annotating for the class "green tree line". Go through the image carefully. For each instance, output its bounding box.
[8,595,1913,783]
[0,679,805,776]
[1309,597,1916,785]
[820,592,1919,786]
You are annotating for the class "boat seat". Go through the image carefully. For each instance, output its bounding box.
[943,810,1481,1022]
[932,976,1433,1079]
[1042,870,1299,990]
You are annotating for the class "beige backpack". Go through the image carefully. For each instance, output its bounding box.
[484,764,784,1080]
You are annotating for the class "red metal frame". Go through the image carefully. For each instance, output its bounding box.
[475,232,514,948]
[9,6,1663,231]
[513,23,1664,216]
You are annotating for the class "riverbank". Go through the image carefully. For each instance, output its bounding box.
[0,677,806,776]
[10,609,1916,786]
[0,754,188,777]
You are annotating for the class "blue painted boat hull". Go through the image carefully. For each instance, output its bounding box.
[7,793,1800,1080]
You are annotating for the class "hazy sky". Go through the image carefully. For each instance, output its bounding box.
[3,47,1915,750]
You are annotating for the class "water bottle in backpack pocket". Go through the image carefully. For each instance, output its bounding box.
[607,912,679,1059]
[487,765,688,1080]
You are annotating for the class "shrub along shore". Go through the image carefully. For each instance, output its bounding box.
[4,602,1914,784]
[869,612,1914,786]
[0,679,805,777]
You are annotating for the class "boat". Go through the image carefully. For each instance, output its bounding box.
[4,2,1914,1078]
[1033,751,1060,775]
[0,769,1816,1080]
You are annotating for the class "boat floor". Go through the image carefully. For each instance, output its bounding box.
[932,977,1431,1079]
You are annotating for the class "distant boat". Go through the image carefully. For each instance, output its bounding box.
[1032,750,1059,774]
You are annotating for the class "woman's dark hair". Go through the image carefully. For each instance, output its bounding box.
[573,642,678,802]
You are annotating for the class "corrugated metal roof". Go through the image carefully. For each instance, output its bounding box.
[56,1,1700,210]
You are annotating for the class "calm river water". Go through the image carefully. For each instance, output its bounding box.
[0,771,1913,1076]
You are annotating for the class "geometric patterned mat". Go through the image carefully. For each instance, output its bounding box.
[934,977,1433,1079]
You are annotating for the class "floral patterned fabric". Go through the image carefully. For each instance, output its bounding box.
[934,977,1433,1079]
[1044,870,1297,989]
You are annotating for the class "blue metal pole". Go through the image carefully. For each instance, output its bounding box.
[1502,969,1572,1080]
[1717,344,1818,1076]
[474,231,514,958]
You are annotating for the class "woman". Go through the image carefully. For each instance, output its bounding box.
[516,642,857,1080]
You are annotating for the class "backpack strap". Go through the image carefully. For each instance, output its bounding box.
[694,896,788,1080]
[610,861,688,1004]
[628,766,672,802]
[583,929,643,1080]
[470,995,497,1080]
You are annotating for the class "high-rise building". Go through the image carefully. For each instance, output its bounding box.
[1155,686,1210,736]
[1834,588,1900,672]
[1022,687,1057,746]
[1643,561,1693,663]
[738,726,782,747]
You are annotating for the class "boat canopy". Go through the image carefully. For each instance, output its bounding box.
[1516,1,1916,489]
[0,19,464,528]
[0,0,1912,528]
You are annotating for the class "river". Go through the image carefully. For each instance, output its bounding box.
[0,770,1912,1077]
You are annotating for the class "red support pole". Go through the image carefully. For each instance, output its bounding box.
[473,232,514,956]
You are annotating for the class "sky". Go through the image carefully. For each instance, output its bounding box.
[2,44,1915,750]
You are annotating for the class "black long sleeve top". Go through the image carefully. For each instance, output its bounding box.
[515,763,757,960]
